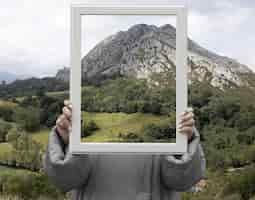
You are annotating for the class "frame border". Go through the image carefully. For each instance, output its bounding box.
[70,4,188,154]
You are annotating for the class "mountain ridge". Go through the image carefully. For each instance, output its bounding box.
[0,71,32,84]
[56,23,254,91]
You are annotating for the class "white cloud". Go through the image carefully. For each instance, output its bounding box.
[0,0,254,76]
[188,6,255,72]
[81,15,176,55]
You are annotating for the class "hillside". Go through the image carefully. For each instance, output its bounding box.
[0,77,68,98]
[68,23,254,91]
[1,75,255,199]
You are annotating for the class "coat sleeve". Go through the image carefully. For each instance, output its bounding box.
[42,127,92,192]
[160,126,206,191]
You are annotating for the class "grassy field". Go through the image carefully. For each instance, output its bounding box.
[81,112,166,142]
[0,111,167,154]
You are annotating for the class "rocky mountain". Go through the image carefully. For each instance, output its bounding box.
[57,24,255,91]
[55,67,70,82]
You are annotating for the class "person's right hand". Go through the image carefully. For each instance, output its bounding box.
[55,100,72,145]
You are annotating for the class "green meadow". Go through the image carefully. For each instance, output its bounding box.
[81,112,166,142]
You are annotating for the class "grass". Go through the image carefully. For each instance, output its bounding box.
[81,112,166,142]
[0,143,12,156]
[31,129,49,146]
[0,100,17,107]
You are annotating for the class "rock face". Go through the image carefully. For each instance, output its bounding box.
[58,24,254,90]
[56,67,70,82]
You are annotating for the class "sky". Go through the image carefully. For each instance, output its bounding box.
[82,15,177,56]
[0,0,254,77]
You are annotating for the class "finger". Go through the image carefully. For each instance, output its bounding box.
[177,127,193,139]
[180,107,193,116]
[64,100,72,110]
[178,119,195,129]
[64,100,70,106]
[180,112,194,123]
[56,114,66,125]
[63,106,72,120]
[56,115,70,129]
[178,126,193,133]
[186,107,194,113]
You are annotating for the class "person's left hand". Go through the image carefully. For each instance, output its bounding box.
[177,107,195,141]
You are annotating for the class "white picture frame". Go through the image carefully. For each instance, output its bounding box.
[70,3,188,154]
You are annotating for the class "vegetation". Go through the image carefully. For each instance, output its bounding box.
[81,78,176,115]
[0,77,68,99]
[0,76,255,199]
[223,166,255,200]
[2,127,43,171]
[81,119,99,137]
[0,120,12,142]
[0,166,66,199]
[81,112,166,142]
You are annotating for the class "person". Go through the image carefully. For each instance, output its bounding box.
[43,100,206,200]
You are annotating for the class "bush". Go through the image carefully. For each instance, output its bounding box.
[14,107,40,132]
[81,120,99,137]
[0,121,12,142]
[141,122,175,141]
[0,171,64,199]
[0,104,14,122]
[118,132,143,142]
[4,128,43,171]
[39,96,63,128]
[223,166,255,200]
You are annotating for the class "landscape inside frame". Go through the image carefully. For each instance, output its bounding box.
[80,15,178,143]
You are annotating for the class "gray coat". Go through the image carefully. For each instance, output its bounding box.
[43,126,205,200]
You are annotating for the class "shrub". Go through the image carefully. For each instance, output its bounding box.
[118,132,143,142]
[0,105,14,122]
[4,128,43,171]
[223,166,255,200]
[81,120,99,137]
[14,107,40,132]
[0,121,12,142]
[0,171,64,199]
[141,122,175,141]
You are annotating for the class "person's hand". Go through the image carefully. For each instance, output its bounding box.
[177,107,195,141]
[55,100,72,145]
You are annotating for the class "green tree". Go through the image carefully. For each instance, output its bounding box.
[14,107,40,132]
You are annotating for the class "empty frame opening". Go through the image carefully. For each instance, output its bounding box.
[80,15,177,143]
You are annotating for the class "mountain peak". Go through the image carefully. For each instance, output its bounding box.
[159,24,176,31]
[77,23,255,90]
